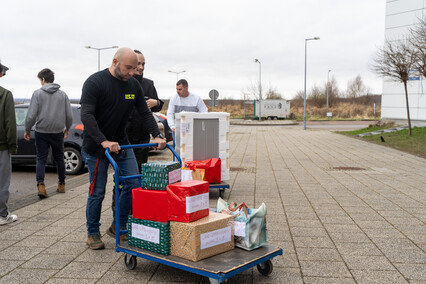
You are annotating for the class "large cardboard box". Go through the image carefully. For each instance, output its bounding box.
[132,188,169,222]
[170,212,234,261]
[167,180,209,222]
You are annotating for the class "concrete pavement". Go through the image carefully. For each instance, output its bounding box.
[1,124,425,283]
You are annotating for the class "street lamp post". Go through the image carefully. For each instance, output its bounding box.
[326,69,331,113]
[85,46,119,71]
[254,59,262,120]
[168,70,186,81]
[303,37,320,130]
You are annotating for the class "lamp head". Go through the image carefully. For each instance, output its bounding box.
[314,37,320,40]
[254,58,259,63]
[85,46,91,48]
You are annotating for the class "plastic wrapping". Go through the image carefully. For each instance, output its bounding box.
[216,197,267,251]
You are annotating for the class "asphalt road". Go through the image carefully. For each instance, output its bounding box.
[9,164,88,202]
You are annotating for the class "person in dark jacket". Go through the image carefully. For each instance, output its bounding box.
[80,47,166,250]
[25,68,73,198]
[0,60,18,225]
[126,50,164,168]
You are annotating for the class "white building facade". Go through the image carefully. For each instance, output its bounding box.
[382,0,425,122]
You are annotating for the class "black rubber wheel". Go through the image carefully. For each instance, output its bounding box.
[124,254,137,270]
[64,147,84,175]
[257,260,273,276]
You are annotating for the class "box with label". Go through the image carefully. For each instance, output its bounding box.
[132,188,169,222]
[170,212,234,261]
[167,180,210,222]
[141,161,181,190]
[128,216,170,255]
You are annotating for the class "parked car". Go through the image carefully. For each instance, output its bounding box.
[12,104,172,175]
[152,112,173,142]
[13,103,85,175]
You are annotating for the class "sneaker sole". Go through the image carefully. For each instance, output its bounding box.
[38,193,48,198]
[86,242,105,250]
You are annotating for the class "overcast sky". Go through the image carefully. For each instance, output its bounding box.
[1,0,386,101]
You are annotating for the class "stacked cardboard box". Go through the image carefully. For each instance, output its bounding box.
[170,212,234,261]
[141,161,181,190]
[128,216,171,255]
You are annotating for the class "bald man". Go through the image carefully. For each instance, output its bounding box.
[80,47,166,250]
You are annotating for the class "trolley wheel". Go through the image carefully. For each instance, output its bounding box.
[219,189,225,198]
[257,260,273,276]
[209,278,227,284]
[124,254,137,270]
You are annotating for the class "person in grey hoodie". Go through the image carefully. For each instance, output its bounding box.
[25,68,72,198]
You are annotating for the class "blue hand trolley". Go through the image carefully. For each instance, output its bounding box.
[105,143,283,284]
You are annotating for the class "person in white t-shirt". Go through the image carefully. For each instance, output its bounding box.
[166,79,208,131]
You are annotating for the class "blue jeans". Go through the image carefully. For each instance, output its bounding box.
[35,131,65,184]
[85,148,138,236]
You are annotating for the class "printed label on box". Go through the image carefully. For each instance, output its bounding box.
[186,193,209,213]
[181,122,190,134]
[168,168,181,184]
[200,226,231,250]
[234,221,246,237]
[181,169,192,181]
[132,223,160,244]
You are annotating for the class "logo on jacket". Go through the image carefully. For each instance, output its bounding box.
[125,94,135,99]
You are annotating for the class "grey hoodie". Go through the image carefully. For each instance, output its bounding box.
[25,83,73,133]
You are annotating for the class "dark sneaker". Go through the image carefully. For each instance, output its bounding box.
[0,214,18,225]
[106,224,128,242]
[37,183,48,198]
[87,234,105,250]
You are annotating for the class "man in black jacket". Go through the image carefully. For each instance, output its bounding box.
[80,47,166,249]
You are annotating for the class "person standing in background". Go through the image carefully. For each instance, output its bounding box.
[0,60,18,225]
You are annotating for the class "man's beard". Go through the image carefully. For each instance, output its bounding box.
[114,63,129,81]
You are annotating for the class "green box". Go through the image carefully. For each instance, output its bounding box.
[141,161,181,190]
[128,215,171,255]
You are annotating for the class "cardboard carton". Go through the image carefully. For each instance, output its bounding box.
[170,212,234,261]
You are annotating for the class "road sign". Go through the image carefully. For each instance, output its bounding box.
[208,100,219,107]
[209,89,219,100]
[408,76,420,81]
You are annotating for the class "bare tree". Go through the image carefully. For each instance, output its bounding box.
[372,38,417,136]
[346,75,371,101]
[264,87,283,100]
[409,19,426,78]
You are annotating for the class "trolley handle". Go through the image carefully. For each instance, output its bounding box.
[105,143,182,169]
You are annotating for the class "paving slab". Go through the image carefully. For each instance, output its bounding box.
[1,125,424,283]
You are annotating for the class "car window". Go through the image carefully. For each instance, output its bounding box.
[15,108,28,126]
[72,107,82,124]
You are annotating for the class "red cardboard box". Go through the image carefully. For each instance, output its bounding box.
[167,180,210,222]
[132,188,169,222]
[185,158,221,184]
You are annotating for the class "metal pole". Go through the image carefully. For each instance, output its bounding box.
[259,60,262,120]
[97,49,101,71]
[326,69,331,112]
[303,40,308,130]
[303,37,320,130]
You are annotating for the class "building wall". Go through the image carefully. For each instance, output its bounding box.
[382,0,425,121]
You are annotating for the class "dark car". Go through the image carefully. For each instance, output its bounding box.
[12,105,171,174]
[12,103,85,175]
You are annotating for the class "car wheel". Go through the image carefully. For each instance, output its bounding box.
[64,147,83,175]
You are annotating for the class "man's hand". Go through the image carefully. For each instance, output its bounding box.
[146,98,158,109]
[64,130,69,139]
[24,132,31,141]
[101,140,120,154]
[171,127,175,132]
[152,136,167,150]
